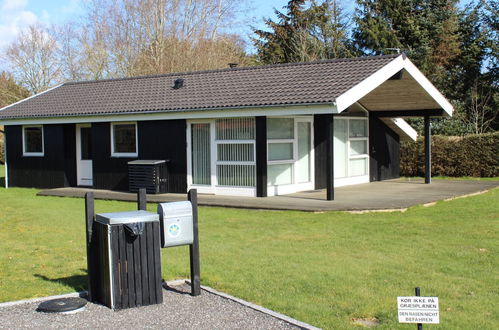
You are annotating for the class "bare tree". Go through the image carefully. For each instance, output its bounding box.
[53,23,85,82]
[466,79,497,134]
[3,24,62,94]
[0,72,30,107]
[80,0,248,77]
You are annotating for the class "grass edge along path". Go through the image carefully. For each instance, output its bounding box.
[0,180,497,329]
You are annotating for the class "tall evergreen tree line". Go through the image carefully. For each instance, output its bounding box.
[253,0,498,134]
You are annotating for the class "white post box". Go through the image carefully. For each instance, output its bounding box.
[158,201,194,248]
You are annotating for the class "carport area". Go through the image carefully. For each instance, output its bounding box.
[38,179,499,212]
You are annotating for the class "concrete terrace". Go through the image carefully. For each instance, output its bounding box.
[37,179,499,212]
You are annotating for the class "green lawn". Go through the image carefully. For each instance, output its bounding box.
[0,179,497,329]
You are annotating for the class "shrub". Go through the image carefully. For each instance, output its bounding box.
[401,132,499,177]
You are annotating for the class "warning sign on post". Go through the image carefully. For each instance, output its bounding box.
[397,296,439,324]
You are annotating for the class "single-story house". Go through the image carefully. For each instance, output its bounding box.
[0,53,452,199]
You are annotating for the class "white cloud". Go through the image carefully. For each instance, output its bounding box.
[0,0,38,52]
[61,0,82,14]
[1,0,28,11]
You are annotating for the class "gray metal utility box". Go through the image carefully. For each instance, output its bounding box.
[128,160,168,194]
[91,210,163,310]
[158,201,194,248]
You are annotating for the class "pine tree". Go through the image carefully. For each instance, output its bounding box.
[253,0,355,64]
[452,2,498,133]
[353,0,461,86]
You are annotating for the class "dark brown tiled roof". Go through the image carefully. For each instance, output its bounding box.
[0,54,399,120]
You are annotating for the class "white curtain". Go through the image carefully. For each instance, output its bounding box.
[191,123,211,185]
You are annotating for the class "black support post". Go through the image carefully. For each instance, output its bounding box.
[138,188,147,210]
[188,189,201,296]
[424,115,431,184]
[255,116,267,197]
[325,115,334,200]
[415,287,423,330]
[85,192,95,301]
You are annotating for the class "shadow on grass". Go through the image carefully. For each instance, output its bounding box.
[0,178,4,186]
[34,269,88,292]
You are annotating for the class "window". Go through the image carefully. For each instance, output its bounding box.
[111,122,137,157]
[334,117,369,178]
[267,118,312,186]
[215,118,256,187]
[23,125,44,156]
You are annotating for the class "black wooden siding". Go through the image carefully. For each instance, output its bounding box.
[138,120,187,193]
[5,124,76,188]
[91,122,130,191]
[92,120,187,193]
[255,116,267,197]
[369,116,400,181]
[314,114,330,189]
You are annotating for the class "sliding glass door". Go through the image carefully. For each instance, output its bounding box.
[189,118,256,195]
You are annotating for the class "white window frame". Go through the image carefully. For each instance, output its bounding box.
[266,116,314,195]
[22,125,44,157]
[334,116,370,186]
[187,118,257,196]
[215,139,256,187]
[347,118,369,177]
[214,118,256,188]
[111,122,138,157]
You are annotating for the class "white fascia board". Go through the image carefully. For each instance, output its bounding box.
[0,103,336,126]
[402,59,453,116]
[382,117,418,141]
[335,55,454,117]
[335,55,406,113]
[0,84,63,113]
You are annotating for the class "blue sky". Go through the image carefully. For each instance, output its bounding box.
[0,0,82,49]
[0,0,293,50]
[0,0,471,56]
[0,0,356,50]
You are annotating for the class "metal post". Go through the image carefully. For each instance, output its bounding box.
[85,192,95,301]
[424,116,431,184]
[415,287,423,330]
[188,189,201,296]
[138,188,147,211]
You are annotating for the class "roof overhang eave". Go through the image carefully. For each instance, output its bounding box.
[0,102,338,125]
[334,54,453,117]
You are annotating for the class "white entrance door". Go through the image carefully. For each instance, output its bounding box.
[76,124,93,186]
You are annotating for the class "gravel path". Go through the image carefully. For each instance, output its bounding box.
[0,284,303,329]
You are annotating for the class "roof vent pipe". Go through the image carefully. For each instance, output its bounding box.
[173,78,184,89]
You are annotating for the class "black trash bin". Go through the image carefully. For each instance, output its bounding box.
[89,210,163,310]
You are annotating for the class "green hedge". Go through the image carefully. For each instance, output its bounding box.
[400,132,499,177]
